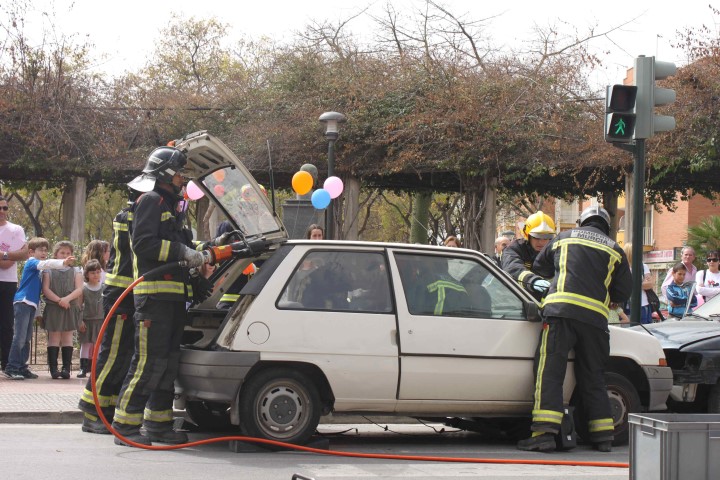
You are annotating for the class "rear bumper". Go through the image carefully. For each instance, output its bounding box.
[176,348,259,403]
[643,365,674,411]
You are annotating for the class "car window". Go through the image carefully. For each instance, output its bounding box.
[395,253,525,320]
[278,251,392,313]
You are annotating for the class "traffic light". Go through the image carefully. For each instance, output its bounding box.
[604,85,637,142]
[634,56,677,139]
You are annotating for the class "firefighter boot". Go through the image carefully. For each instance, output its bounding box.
[47,347,61,379]
[112,422,152,447]
[77,358,88,378]
[142,423,188,445]
[81,413,110,435]
[517,432,557,452]
[60,346,73,379]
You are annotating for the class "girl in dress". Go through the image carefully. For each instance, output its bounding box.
[77,260,104,378]
[42,241,83,379]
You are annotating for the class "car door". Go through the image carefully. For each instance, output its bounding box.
[389,248,544,404]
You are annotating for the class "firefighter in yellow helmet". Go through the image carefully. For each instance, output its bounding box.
[501,211,555,300]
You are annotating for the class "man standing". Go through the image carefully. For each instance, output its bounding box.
[111,147,212,446]
[0,196,28,371]
[493,235,510,266]
[501,211,555,300]
[661,246,697,299]
[517,206,632,453]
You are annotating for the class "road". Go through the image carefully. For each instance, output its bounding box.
[0,423,629,479]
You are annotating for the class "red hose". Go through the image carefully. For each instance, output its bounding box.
[90,276,630,468]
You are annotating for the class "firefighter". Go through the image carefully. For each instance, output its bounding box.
[111,146,216,446]
[77,188,139,434]
[501,211,555,300]
[517,206,632,453]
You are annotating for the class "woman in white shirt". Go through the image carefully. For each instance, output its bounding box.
[696,250,720,303]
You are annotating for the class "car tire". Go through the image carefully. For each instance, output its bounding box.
[185,400,234,432]
[709,381,720,413]
[239,368,321,445]
[573,372,641,446]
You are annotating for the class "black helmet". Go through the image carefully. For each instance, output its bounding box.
[128,147,187,192]
[579,205,611,230]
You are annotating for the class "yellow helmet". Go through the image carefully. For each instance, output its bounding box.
[523,211,556,240]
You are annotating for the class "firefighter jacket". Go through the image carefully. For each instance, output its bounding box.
[130,188,197,302]
[532,225,632,330]
[103,206,135,313]
[501,238,546,299]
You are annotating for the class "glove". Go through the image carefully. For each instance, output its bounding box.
[210,231,234,247]
[192,275,214,304]
[182,246,210,268]
[532,278,551,293]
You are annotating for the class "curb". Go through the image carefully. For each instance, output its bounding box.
[0,410,83,424]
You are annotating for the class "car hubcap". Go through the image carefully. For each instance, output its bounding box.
[607,389,626,427]
[256,382,307,438]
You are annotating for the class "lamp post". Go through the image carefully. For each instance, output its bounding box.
[318,111,346,240]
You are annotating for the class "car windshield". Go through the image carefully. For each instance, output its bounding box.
[690,289,720,320]
[200,166,281,238]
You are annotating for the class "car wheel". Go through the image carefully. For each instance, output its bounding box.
[239,368,321,445]
[185,400,234,432]
[573,372,641,446]
[709,381,720,413]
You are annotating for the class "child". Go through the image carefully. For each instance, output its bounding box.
[77,260,103,378]
[666,263,698,319]
[81,240,109,284]
[3,238,75,380]
[42,241,83,379]
[608,303,630,324]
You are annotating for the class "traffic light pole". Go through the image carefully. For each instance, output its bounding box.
[630,139,645,325]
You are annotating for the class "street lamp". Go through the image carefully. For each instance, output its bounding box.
[318,111,346,240]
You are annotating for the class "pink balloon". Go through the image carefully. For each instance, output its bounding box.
[323,176,344,199]
[186,181,205,200]
[214,184,225,197]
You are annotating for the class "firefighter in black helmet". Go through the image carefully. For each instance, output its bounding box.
[111,146,214,446]
[517,205,632,453]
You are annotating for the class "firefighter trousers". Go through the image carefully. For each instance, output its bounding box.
[78,302,135,418]
[530,316,614,442]
[113,300,186,431]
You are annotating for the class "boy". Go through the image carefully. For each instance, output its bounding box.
[4,238,75,379]
[666,263,697,319]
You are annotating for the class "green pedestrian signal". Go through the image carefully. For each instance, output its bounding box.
[604,85,637,143]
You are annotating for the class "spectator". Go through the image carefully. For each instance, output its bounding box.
[76,260,104,379]
[0,195,28,371]
[444,236,461,248]
[493,236,510,266]
[78,240,110,373]
[661,246,697,299]
[608,303,630,324]
[306,224,324,240]
[42,240,83,379]
[623,243,653,324]
[696,250,720,304]
[666,263,697,319]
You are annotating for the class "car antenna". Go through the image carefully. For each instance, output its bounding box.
[266,139,277,216]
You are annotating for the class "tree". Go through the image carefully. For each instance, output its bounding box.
[688,216,720,257]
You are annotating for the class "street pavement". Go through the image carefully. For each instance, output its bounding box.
[0,367,84,423]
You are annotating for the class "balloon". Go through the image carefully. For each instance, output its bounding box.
[292,171,313,195]
[212,170,226,182]
[311,189,331,210]
[213,184,225,197]
[323,176,344,199]
[186,181,205,200]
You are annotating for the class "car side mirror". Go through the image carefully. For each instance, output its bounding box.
[525,301,542,322]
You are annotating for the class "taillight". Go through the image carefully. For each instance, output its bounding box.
[659,358,667,366]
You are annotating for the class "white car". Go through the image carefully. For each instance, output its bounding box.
[172,131,673,446]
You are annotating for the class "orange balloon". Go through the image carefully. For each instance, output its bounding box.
[292,171,313,195]
[212,170,226,182]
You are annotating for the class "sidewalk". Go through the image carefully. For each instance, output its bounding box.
[0,368,85,423]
